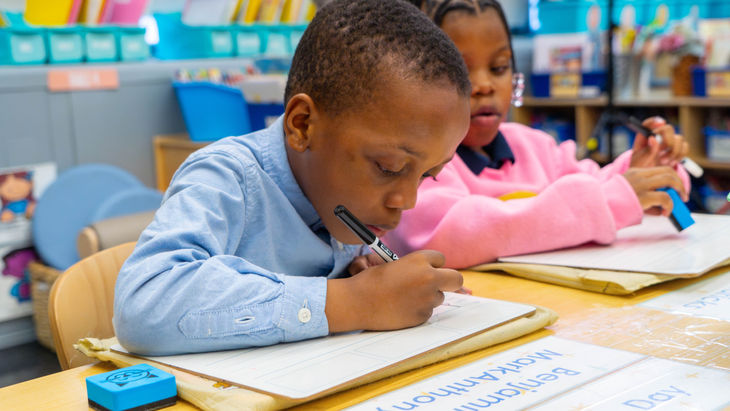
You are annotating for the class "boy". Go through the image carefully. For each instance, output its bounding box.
[114,0,471,355]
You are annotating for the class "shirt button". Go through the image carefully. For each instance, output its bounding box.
[298,308,311,323]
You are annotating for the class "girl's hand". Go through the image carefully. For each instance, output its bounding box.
[623,166,688,215]
[630,117,689,168]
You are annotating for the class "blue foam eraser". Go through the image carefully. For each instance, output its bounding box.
[658,187,695,231]
[86,364,177,411]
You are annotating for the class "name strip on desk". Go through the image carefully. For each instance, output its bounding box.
[347,337,730,410]
[639,270,730,321]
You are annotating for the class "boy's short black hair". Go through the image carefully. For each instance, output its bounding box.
[409,0,515,70]
[284,0,471,115]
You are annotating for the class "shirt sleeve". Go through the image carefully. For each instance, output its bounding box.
[387,161,643,269]
[113,151,329,355]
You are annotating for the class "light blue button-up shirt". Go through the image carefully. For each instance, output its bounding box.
[113,117,365,355]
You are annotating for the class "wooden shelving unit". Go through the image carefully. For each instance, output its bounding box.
[512,95,730,172]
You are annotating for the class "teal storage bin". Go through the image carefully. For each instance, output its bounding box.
[84,26,118,62]
[234,24,264,57]
[708,0,730,18]
[537,0,608,34]
[154,13,232,59]
[0,27,46,65]
[289,24,307,52]
[117,26,149,61]
[153,12,206,59]
[208,26,234,57]
[46,27,83,64]
[262,25,291,57]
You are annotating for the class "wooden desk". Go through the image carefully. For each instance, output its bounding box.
[2,269,728,410]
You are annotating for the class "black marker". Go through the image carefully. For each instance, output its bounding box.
[624,116,703,178]
[334,205,399,262]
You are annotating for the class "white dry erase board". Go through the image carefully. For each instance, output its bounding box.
[112,293,535,400]
[499,214,730,276]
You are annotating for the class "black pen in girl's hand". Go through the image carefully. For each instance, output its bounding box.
[625,116,703,178]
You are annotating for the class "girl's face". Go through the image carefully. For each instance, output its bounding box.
[441,8,513,148]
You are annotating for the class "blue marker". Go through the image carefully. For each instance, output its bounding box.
[658,187,694,231]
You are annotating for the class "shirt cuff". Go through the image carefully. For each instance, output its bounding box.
[278,274,329,342]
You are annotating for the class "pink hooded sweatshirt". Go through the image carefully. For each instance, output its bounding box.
[384,122,691,269]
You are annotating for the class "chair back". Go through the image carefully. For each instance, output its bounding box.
[48,242,136,369]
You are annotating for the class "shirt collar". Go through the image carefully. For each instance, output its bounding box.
[262,116,322,229]
[456,131,515,175]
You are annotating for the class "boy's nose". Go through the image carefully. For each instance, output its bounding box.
[385,185,418,211]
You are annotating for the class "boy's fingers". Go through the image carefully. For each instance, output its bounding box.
[435,268,464,292]
[415,249,446,268]
[433,291,445,307]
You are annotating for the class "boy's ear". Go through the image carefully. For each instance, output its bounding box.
[284,93,318,153]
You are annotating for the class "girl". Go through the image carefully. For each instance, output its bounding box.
[385,0,691,268]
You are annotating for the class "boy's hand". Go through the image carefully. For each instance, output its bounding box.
[326,250,463,332]
[347,253,386,276]
[630,117,689,168]
[623,166,687,216]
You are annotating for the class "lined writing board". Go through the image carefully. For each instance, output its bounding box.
[499,214,730,276]
[113,293,536,400]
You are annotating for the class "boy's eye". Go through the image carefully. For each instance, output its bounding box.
[376,162,405,177]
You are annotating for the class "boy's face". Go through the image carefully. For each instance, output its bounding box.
[441,9,513,149]
[285,76,469,244]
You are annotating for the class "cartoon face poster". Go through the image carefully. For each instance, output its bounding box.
[0,162,56,322]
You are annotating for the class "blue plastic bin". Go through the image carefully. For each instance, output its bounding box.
[531,70,606,97]
[0,27,46,65]
[705,127,730,162]
[692,66,730,97]
[117,27,149,61]
[691,66,706,96]
[536,0,608,34]
[46,26,83,64]
[174,82,252,142]
[248,103,284,131]
[174,81,286,141]
[84,26,118,62]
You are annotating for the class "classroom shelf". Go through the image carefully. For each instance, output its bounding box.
[513,94,730,172]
